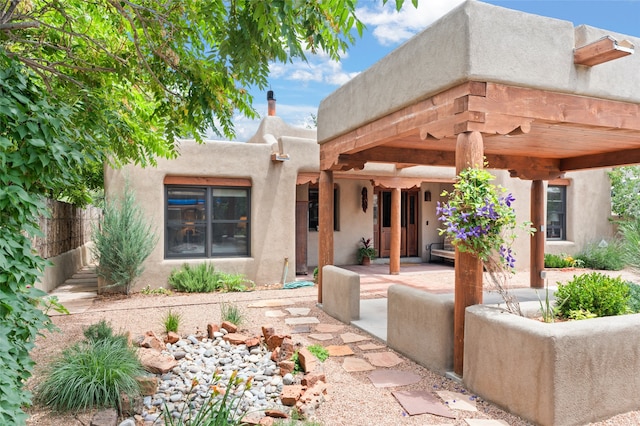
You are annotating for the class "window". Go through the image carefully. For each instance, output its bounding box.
[308,186,339,231]
[546,185,566,240]
[166,185,250,258]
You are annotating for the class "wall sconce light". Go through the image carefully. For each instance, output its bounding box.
[424,190,432,202]
[361,187,368,212]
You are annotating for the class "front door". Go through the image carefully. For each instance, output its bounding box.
[374,189,419,258]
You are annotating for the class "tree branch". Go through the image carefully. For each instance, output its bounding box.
[0,21,39,30]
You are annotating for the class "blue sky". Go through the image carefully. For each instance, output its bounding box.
[221,0,640,141]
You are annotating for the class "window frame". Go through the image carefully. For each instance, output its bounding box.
[546,184,567,241]
[165,179,251,259]
[308,185,339,231]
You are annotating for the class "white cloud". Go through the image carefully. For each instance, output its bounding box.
[357,0,466,46]
[268,56,359,87]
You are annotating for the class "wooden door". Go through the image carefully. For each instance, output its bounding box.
[376,189,419,258]
[295,201,308,274]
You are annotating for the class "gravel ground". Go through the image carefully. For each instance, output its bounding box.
[25,272,640,426]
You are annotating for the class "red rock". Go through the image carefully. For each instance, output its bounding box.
[164,332,180,344]
[136,376,158,395]
[259,418,275,426]
[271,347,280,362]
[221,320,238,333]
[261,325,275,341]
[140,330,164,351]
[297,347,317,373]
[266,334,288,351]
[207,323,220,339]
[90,408,118,426]
[279,360,295,375]
[301,370,326,387]
[279,338,295,359]
[280,385,305,406]
[245,336,260,347]
[223,332,250,345]
[264,409,288,419]
[137,348,177,374]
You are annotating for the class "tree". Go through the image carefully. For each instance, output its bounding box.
[1,0,416,421]
[609,166,640,219]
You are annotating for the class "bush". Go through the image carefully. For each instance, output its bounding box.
[83,319,128,346]
[544,253,580,269]
[619,217,640,272]
[168,263,254,293]
[92,184,158,294]
[168,263,222,292]
[575,240,625,270]
[555,272,630,318]
[36,338,144,412]
[626,282,640,313]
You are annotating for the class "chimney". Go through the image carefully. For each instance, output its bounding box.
[267,90,276,116]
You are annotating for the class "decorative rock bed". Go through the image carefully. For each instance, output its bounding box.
[124,323,328,425]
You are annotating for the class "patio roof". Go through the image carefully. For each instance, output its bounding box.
[317,1,640,179]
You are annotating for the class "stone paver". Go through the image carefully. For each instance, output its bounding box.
[315,324,344,333]
[366,351,403,367]
[248,300,294,308]
[290,325,312,334]
[340,332,369,343]
[358,343,386,351]
[368,369,421,388]
[342,357,376,372]
[308,333,333,341]
[392,390,455,418]
[326,345,354,357]
[465,420,510,426]
[284,316,320,325]
[436,390,478,412]
[265,310,287,317]
[285,307,311,316]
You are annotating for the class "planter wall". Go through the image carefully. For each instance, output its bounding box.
[464,303,640,426]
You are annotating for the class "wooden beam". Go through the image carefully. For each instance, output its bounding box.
[530,180,545,289]
[317,171,334,304]
[453,131,484,377]
[574,36,634,67]
[560,148,640,171]
[340,147,455,167]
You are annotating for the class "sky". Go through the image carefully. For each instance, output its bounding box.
[217,0,640,142]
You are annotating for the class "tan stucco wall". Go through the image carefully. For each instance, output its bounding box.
[318,0,640,142]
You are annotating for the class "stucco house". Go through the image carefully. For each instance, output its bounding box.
[104,98,615,291]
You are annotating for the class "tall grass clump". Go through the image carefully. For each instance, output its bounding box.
[619,217,640,273]
[575,239,625,270]
[168,262,221,292]
[220,303,244,326]
[36,321,144,412]
[163,309,182,333]
[92,184,158,294]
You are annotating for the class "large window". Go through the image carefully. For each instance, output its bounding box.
[166,185,250,258]
[546,185,566,240]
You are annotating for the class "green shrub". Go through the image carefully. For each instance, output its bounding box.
[307,344,329,362]
[168,262,222,292]
[163,309,182,333]
[83,320,128,346]
[575,240,625,270]
[217,272,254,292]
[92,184,158,294]
[555,272,630,318]
[544,253,579,268]
[619,217,640,272]
[36,339,144,412]
[626,282,640,313]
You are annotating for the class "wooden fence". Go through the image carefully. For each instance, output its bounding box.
[32,199,101,259]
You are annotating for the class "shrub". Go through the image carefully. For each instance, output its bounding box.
[163,309,182,333]
[92,184,158,294]
[555,272,630,318]
[544,253,580,269]
[83,320,128,346]
[220,303,244,326]
[168,262,222,292]
[575,240,625,271]
[36,338,144,412]
[619,217,640,272]
[218,272,254,292]
[626,282,640,313]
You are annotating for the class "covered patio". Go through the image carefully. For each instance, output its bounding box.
[316,0,639,376]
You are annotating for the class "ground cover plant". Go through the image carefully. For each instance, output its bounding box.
[543,253,583,269]
[36,320,144,412]
[220,303,244,327]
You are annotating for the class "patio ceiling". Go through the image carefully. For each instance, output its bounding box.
[321,81,640,181]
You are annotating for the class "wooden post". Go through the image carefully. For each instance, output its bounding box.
[530,180,545,288]
[390,187,401,275]
[318,170,334,304]
[453,131,484,377]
